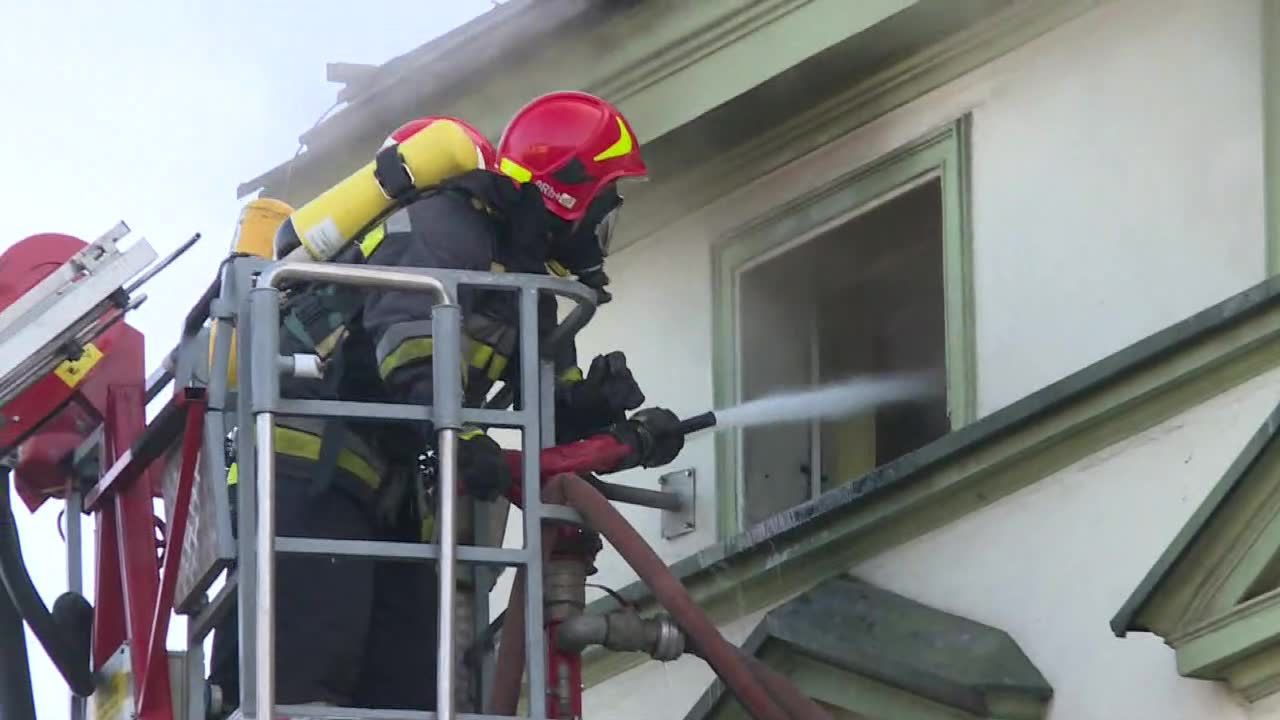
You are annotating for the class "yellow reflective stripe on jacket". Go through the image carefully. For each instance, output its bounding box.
[381,337,478,388]
[379,337,434,380]
[469,343,493,370]
[224,431,380,489]
[487,354,508,381]
[273,426,382,490]
[467,343,509,382]
[559,366,584,383]
[383,337,508,383]
[359,224,387,258]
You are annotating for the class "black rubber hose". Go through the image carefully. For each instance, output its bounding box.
[182,274,221,336]
[0,469,95,697]
[0,520,35,720]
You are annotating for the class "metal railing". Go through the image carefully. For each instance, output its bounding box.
[210,257,597,720]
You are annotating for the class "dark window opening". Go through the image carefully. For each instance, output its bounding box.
[738,178,950,526]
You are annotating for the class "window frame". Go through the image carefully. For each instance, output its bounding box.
[711,117,975,539]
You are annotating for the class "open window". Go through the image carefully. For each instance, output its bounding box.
[737,179,950,526]
[713,120,973,535]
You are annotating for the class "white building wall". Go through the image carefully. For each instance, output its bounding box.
[966,0,1265,414]
[853,367,1280,720]
[558,0,1267,594]
[586,366,1280,720]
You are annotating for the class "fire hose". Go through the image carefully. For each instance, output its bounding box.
[484,409,832,720]
[0,486,35,720]
[0,467,95,699]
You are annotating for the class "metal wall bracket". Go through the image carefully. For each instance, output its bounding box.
[659,468,696,540]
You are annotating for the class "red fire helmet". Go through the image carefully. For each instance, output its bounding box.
[496,91,647,223]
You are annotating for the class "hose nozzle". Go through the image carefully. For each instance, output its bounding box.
[675,411,716,436]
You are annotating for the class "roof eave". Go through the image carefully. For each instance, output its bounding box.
[237,0,597,199]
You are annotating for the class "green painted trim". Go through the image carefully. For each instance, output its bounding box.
[944,115,977,429]
[1222,643,1280,702]
[584,276,1280,690]
[784,651,983,720]
[711,120,973,538]
[1202,483,1280,619]
[683,578,1051,720]
[1109,371,1280,701]
[615,0,1100,255]
[704,648,1037,720]
[1265,0,1280,276]
[1113,398,1280,636]
[611,0,918,143]
[1176,590,1280,678]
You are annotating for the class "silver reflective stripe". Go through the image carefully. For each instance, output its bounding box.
[375,319,435,366]
[386,208,412,234]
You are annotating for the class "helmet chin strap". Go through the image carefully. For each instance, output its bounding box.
[547,188,623,305]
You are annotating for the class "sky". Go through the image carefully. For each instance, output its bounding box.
[0,2,495,716]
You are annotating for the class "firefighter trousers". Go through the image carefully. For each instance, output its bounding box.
[209,455,438,711]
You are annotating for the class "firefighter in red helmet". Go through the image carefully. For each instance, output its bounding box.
[209,95,679,712]
[496,90,646,303]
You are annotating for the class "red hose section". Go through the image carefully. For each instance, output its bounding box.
[490,518,563,715]
[490,567,527,716]
[552,474,789,720]
[488,472,823,720]
[501,434,634,506]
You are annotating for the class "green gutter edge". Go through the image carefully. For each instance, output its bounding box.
[1266,0,1280,276]
[1110,397,1280,637]
[583,274,1280,689]
[683,577,1052,720]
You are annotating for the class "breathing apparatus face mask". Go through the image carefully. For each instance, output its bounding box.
[550,185,623,304]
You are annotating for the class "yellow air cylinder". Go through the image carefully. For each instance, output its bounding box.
[276,119,483,262]
[211,198,293,385]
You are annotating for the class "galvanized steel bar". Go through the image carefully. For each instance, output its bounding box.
[248,284,283,720]
[274,706,524,720]
[66,490,84,720]
[519,287,548,720]
[256,262,450,303]
[232,260,260,713]
[271,399,534,429]
[223,258,601,719]
[189,573,237,644]
[252,410,276,720]
[432,301,464,720]
[275,537,530,566]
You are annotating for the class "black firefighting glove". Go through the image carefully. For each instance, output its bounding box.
[609,407,684,470]
[456,432,512,502]
[557,352,646,443]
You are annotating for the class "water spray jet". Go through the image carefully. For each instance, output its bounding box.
[672,372,938,438]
